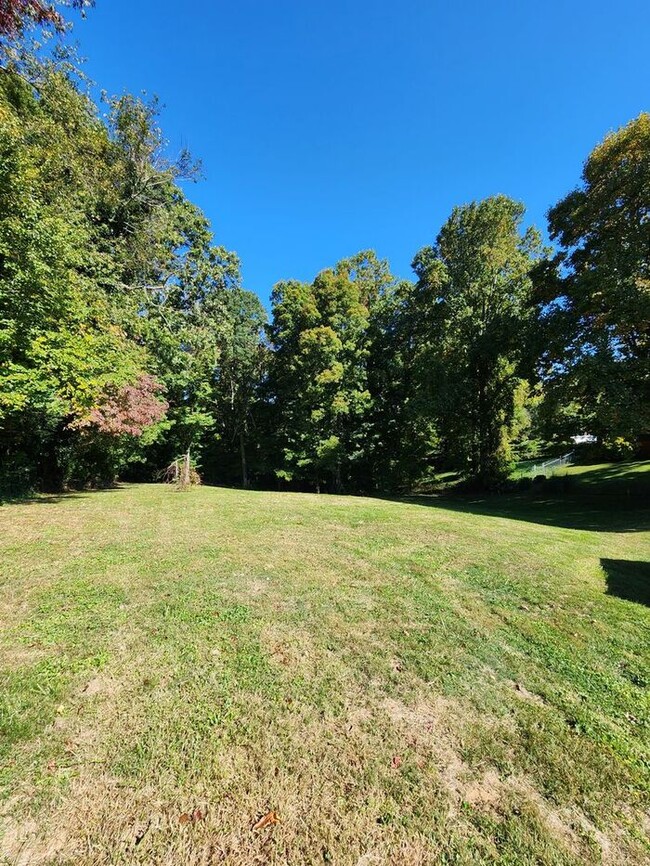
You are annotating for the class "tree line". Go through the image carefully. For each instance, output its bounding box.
[0,10,648,495]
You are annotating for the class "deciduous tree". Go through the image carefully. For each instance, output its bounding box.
[534,113,650,448]
[412,196,543,485]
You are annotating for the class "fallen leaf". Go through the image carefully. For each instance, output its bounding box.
[391,755,403,769]
[252,811,279,831]
[192,808,205,822]
[179,813,191,825]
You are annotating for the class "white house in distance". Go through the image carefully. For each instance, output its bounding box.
[572,434,597,444]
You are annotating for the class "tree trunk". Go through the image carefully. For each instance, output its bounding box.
[40,439,64,493]
[475,363,488,483]
[334,461,342,494]
[239,431,249,489]
[180,448,191,490]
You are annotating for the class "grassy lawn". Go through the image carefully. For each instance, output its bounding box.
[515,459,650,489]
[1,476,649,864]
[561,461,650,490]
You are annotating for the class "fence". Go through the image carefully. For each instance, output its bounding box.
[530,451,575,476]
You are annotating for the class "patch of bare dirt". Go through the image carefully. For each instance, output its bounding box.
[80,675,113,697]
[1,811,76,866]
[463,769,502,809]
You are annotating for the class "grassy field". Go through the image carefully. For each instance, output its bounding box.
[1,472,649,865]
[515,459,650,489]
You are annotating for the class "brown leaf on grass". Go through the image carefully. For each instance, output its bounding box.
[252,811,279,831]
[391,755,403,769]
[179,808,206,826]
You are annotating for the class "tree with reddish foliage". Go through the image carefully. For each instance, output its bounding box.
[74,375,169,438]
[0,0,92,39]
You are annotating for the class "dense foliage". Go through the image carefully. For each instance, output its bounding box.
[408,197,543,484]
[533,114,650,454]
[0,13,647,494]
[0,60,265,492]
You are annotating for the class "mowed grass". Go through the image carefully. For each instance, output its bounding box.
[561,461,650,490]
[0,477,649,865]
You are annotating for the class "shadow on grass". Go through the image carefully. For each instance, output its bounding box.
[0,485,124,507]
[601,559,650,606]
[565,462,650,489]
[380,492,650,533]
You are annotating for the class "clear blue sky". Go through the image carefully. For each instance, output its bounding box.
[73,0,649,306]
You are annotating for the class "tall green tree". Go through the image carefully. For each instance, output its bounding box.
[268,255,382,492]
[534,113,650,449]
[0,64,248,491]
[412,195,543,485]
[207,287,266,488]
[365,276,440,490]
[0,69,161,490]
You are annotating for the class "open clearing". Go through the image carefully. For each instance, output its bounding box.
[1,474,649,865]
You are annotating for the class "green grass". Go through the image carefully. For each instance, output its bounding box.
[517,458,650,488]
[1,479,649,865]
[561,461,650,488]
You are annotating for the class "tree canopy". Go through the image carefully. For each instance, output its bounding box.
[0,12,647,495]
[533,114,650,452]
[408,196,543,484]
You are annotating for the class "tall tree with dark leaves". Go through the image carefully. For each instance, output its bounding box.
[365,276,440,490]
[533,113,650,452]
[412,196,543,486]
[206,288,266,488]
[102,93,261,478]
